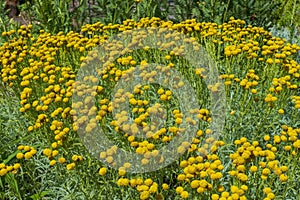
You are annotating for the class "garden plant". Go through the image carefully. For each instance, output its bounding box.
[0,0,300,200]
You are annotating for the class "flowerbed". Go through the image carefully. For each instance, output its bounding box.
[0,17,299,199]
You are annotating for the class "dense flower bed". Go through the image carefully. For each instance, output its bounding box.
[0,17,299,199]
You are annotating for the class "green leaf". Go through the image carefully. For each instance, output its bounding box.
[4,173,21,200]
[30,191,50,200]
[3,150,21,165]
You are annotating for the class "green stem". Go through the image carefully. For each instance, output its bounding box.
[289,0,297,42]
[223,0,231,24]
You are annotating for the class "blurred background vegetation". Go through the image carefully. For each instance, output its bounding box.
[0,0,299,36]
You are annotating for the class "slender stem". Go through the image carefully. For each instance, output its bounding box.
[223,0,231,24]
[289,0,297,42]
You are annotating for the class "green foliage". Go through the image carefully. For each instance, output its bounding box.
[0,85,24,199]
[13,0,296,33]
[90,0,170,24]
[134,0,170,21]
[3,173,22,199]
[227,0,282,28]
[19,0,88,33]
[274,0,300,28]
[0,0,19,44]
[172,0,196,22]
[0,85,27,162]
[173,0,282,28]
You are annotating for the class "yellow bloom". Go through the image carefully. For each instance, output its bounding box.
[180,191,189,199]
[13,163,21,170]
[144,178,153,186]
[175,186,184,194]
[279,174,288,182]
[162,183,169,190]
[211,194,219,200]
[140,191,150,200]
[141,158,149,165]
[263,187,272,194]
[177,174,186,181]
[50,160,56,166]
[99,167,107,176]
[66,163,76,170]
[58,157,66,164]
[24,152,33,159]
[123,162,131,169]
[118,167,126,176]
[106,156,114,163]
[16,153,24,159]
[0,168,8,176]
[191,180,199,188]
[117,178,129,186]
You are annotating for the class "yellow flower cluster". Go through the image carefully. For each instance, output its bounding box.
[0,162,20,176]
[0,16,299,199]
[117,177,159,200]
[0,145,36,176]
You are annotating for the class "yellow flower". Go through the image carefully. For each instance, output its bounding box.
[43,148,52,157]
[191,180,199,188]
[6,166,13,172]
[16,153,24,159]
[149,183,158,193]
[241,185,248,191]
[221,191,230,198]
[165,55,171,60]
[280,166,288,172]
[231,185,239,193]
[211,194,219,200]
[137,184,149,192]
[162,183,169,190]
[267,193,275,199]
[24,152,33,159]
[157,88,164,95]
[118,167,126,176]
[117,178,129,186]
[52,150,59,157]
[99,167,107,176]
[58,157,66,164]
[140,191,150,200]
[50,160,56,166]
[23,146,31,151]
[72,155,79,161]
[123,162,131,169]
[175,186,184,194]
[106,156,114,163]
[177,174,186,181]
[263,135,270,141]
[197,187,205,193]
[279,174,288,182]
[144,178,153,186]
[141,158,149,165]
[13,163,21,170]
[180,191,189,199]
[160,94,168,101]
[231,193,240,200]
[0,168,8,176]
[266,58,274,64]
[66,163,76,170]
[263,187,272,194]
[262,168,271,175]
[177,146,186,154]
[175,117,182,124]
